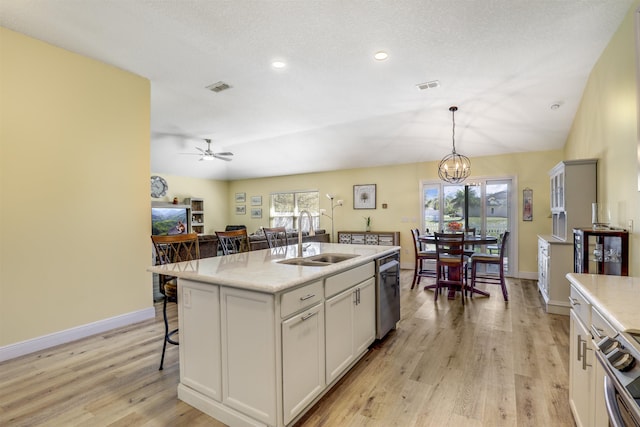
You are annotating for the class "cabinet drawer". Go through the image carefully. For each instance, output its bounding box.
[591,307,616,340]
[281,280,323,318]
[569,285,591,326]
[325,262,374,298]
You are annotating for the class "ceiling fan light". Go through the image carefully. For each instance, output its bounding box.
[201,155,215,161]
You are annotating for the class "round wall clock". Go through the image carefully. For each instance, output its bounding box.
[150,175,168,198]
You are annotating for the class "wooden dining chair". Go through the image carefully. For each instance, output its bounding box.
[463,227,476,257]
[469,231,510,301]
[434,232,468,303]
[150,232,200,370]
[216,228,251,255]
[410,228,437,289]
[262,226,288,248]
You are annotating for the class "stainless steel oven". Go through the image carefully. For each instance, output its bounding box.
[375,251,400,339]
[595,330,640,427]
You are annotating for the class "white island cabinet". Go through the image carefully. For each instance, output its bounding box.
[149,242,400,427]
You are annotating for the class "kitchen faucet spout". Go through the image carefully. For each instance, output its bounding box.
[298,210,316,257]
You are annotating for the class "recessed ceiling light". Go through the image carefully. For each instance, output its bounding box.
[272,61,286,69]
[374,51,388,61]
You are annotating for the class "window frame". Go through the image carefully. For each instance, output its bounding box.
[269,190,320,231]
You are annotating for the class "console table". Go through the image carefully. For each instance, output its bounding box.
[337,231,400,246]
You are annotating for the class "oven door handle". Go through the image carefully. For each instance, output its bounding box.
[604,375,627,427]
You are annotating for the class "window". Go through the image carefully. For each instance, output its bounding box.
[270,191,320,231]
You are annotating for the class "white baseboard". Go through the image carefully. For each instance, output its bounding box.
[0,307,155,362]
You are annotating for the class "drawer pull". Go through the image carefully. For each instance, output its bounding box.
[299,294,316,301]
[590,325,605,339]
[581,341,592,370]
[301,311,317,321]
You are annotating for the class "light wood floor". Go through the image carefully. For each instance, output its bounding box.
[0,271,574,427]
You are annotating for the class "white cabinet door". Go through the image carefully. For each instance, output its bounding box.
[179,280,221,401]
[569,310,594,427]
[282,302,325,425]
[325,277,376,385]
[221,287,276,426]
[353,278,375,356]
[325,287,355,384]
[537,239,548,297]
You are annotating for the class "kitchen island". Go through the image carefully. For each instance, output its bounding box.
[148,242,400,427]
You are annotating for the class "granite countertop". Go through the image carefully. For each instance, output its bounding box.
[148,242,400,294]
[566,273,640,332]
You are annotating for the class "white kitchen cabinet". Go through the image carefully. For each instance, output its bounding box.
[325,277,375,384]
[176,259,378,427]
[548,159,597,241]
[538,235,573,315]
[221,286,277,425]
[569,309,594,427]
[179,280,221,401]
[282,302,325,425]
[568,283,610,427]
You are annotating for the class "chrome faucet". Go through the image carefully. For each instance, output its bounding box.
[298,210,316,257]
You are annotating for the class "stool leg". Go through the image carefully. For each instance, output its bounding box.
[159,296,169,370]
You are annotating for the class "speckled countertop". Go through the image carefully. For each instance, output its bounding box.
[148,242,400,293]
[566,273,640,332]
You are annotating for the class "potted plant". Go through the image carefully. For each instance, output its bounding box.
[364,216,371,232]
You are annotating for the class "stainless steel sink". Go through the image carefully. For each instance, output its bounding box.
[277,258,331,267]
[277,253,360,267]
[307,253,359,263]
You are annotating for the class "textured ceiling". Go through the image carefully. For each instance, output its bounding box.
[0,0,634,180]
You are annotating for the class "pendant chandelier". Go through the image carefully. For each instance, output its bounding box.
[438,106,471,184]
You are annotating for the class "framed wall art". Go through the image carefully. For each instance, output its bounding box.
[251,208,262,219]
[251,195,262,206]
[523,188,533,221]
[235,205,246,215]
[353,184,376,209]
[235,192,246,203]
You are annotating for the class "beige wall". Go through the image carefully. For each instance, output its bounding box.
[229,150,562,275]
[0,28,151,346]
[150,173,229,235]
[564,1,640,275]
[1,1,637,354]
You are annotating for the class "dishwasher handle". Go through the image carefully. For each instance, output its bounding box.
[378,259,399,273]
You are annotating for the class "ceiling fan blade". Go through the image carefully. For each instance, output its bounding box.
[213,154,233,161]
[214,152,234,157]
[180,152,202,156]
[195,147,205,154]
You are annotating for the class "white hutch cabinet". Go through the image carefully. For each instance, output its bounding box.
[538,159,596,315]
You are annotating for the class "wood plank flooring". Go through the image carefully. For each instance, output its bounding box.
[0,271,573,426]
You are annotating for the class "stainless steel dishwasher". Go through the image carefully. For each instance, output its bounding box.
[375,251,401,339]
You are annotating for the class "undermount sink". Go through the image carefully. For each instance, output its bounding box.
[277,253,360,267]
[307,253,359,263]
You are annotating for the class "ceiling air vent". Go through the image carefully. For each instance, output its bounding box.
[206,81,232,93]
[416,80,440,91]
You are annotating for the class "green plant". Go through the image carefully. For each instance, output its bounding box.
[363,216,371,227]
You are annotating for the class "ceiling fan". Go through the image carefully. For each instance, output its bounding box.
[183,139,234,162]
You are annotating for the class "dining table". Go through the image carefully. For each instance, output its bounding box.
[418,233,499,298]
